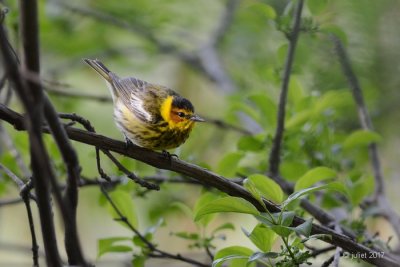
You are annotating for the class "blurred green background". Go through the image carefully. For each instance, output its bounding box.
[0,0,399,266]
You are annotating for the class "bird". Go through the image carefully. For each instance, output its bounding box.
[84,59,204,151]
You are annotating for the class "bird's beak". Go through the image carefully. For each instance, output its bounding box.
[190,114,205,122]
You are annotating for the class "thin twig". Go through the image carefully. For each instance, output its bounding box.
[330,34,384,198]
[0,164,39,266]
[268,0,304,176]
[58,112,159,190]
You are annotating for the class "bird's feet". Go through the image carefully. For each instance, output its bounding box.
[125,136,135,150]
[162,150,179,162]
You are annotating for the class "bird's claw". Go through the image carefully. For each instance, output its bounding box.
[124,136,135,150]
[162,150,178,162]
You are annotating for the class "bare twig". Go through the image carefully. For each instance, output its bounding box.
[0,164,39,266]
[0,197,25,206]
[268,0,304,176]
[58,112,159,190]
[100,185,209,267]
[330,34,384,198]
[1,106,399,266]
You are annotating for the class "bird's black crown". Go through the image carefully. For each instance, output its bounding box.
[172,96,194,112]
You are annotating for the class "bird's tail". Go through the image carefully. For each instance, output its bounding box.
[84,58,113,83]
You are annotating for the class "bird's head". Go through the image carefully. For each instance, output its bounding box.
[161,96,205,130]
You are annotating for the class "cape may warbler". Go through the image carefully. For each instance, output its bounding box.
[84,59,204,150]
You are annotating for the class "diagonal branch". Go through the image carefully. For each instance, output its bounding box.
[1,105,399,266]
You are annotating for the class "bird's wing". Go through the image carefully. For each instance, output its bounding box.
[112,77,167,123]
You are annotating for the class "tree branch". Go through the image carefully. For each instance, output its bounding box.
[0,9,62,267]
[268,0,304,176]
[0,105,398,266]
[331,34,400,242]
[16,1,88,264]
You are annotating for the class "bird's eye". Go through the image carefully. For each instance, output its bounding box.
[177,112,185,118]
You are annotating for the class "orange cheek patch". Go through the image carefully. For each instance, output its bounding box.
[170,112,184,123]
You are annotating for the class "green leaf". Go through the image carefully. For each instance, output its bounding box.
[212,255,249,267]
[347,175,374,206]
[277,43,289,65]
[168,201,193,218]
[237,134,266,152]
[193,192,220,226]
[246,174,284,203]
[294,167,337,191]
[283,183,339,209]
[194,197,260,221]
[243,178,264,209]
[255,212,295,237]
[286,110,313,129]
[314,90,352,114]
[288,77,306,106]
[246,3,276,20]
[294,218,313,237]
[270,225,293,237]
[98,237,132,258]
[213,246,253,267]
[107,190,138,229]
[230,102,260,126]
[280,161,308,181]
[245,224,276,252]
[343,130,382,150]
[217,152,245,177]
[248,94,277,127]
[174,232,199,240]
[307,0,329,14]
[248,252,279,263]
[132,256,146,267]
[320,25,348,45]
[212,223,235,234]
[132,233,152,248]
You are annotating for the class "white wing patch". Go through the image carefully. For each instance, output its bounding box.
[130,93,152,122]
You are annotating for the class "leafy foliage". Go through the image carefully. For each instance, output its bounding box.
[0,0,397,266]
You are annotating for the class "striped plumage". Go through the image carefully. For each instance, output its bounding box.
[84,59,204,150]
